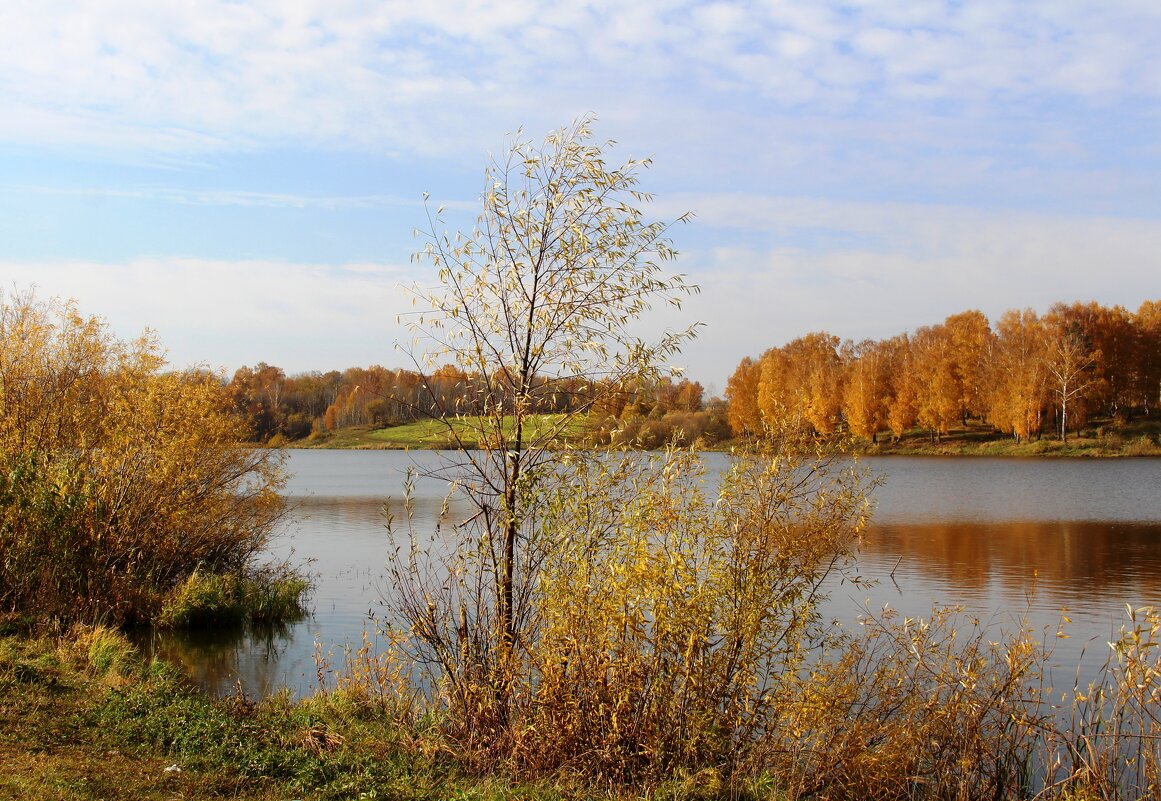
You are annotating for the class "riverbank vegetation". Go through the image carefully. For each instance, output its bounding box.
[857,414,1161,457]
[3,604,1160,800]
[291,412,1161,456]
[5,118,1159,800]
[368,117,1160,799]
[227,360,734,450]
[0,292,304,627]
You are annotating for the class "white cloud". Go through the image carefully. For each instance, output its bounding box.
[645,194,1161,385]
[1,257,415,373]
[5,184,425,210]
[1,1,1158,158]
[3,0,1160,391]
[4,195,1159,390]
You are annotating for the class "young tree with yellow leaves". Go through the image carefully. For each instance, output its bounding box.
[841,338,892,442]
[986,309,1048,442]
[388,121,873,784]
[725,355,763,436]
[395,117,700,725]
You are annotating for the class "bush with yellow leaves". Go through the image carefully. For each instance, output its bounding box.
[0,291,286,625]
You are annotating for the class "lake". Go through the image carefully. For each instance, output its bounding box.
[134,450,1161,698]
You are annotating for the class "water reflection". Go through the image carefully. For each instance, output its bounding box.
[863,520,1161,601]
[152,451,1161,698]
[142,488,466,697]
[827,519,1161,681]
[131,622,306,698]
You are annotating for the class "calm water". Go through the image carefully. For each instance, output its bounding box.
[135,451,1161,697]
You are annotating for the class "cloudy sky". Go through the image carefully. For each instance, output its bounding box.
[2,1,1159,392]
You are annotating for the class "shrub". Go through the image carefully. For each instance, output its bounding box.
[389,442,876,784]
[0,291,287,625]
[1122,434,1160,456]
[157,565,309,628]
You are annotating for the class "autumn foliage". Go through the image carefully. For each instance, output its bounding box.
[728,300,1161,443]
[0,292,286,625]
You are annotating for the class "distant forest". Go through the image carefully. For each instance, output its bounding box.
[230,299,1158,449]
[226,364,731,448]
[726,300,1161,443]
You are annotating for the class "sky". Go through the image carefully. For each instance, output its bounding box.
[2,1,1159,393]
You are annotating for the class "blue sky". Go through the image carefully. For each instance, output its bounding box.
[2,1,1159,392]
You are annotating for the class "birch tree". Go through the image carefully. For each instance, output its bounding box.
[1043,320,1098,442]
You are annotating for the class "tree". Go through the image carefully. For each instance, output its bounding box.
[841,338,892,442]
[725,356,762,436]
[909,325,958,442]
[1046,301,1134,419]
[756,332,843,436]
[792,332,844,436]
[1042,310,1099,442]
[986,309,1047,442]
[944,309,991,423]
[757,346,797,431]
[884,334,918,441]
[395,117,700,724]
[1136,300,1161,414]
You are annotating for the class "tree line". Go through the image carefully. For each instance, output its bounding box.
[227,362,731,447]
[726,300,1161,443]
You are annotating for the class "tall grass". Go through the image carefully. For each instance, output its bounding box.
[6,615,1159,799]
[317,603,1161,799]
[157,564,310,629]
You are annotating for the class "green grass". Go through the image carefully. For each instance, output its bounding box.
[0,629,450,800]
[297,412,1161,457]
[301,414,586,450]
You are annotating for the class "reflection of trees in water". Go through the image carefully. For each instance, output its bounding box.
[133,621,299,697]
[294,496,464,540]
[865,521,1161,601]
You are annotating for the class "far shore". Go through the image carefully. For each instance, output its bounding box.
[275,414,1161,458]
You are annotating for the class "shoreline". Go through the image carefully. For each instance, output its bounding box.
[274,415,1161,458]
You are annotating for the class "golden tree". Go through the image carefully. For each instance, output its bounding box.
[910,324,959,442]
[725,355,763,436]
[986,309,1048,442]
[1136,300,1161,414]
[944,309,991,423]
[756,332,842,436]
[884,334,918,441]
[841,338,892,442]
[1042,308,1100,441]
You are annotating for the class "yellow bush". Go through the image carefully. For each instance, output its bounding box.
[0,291,285,625]
[389,443,875,784]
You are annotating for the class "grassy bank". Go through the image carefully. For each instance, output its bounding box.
[296,413,584,450]
[0,625,507,801]
[289,413,1161,457]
